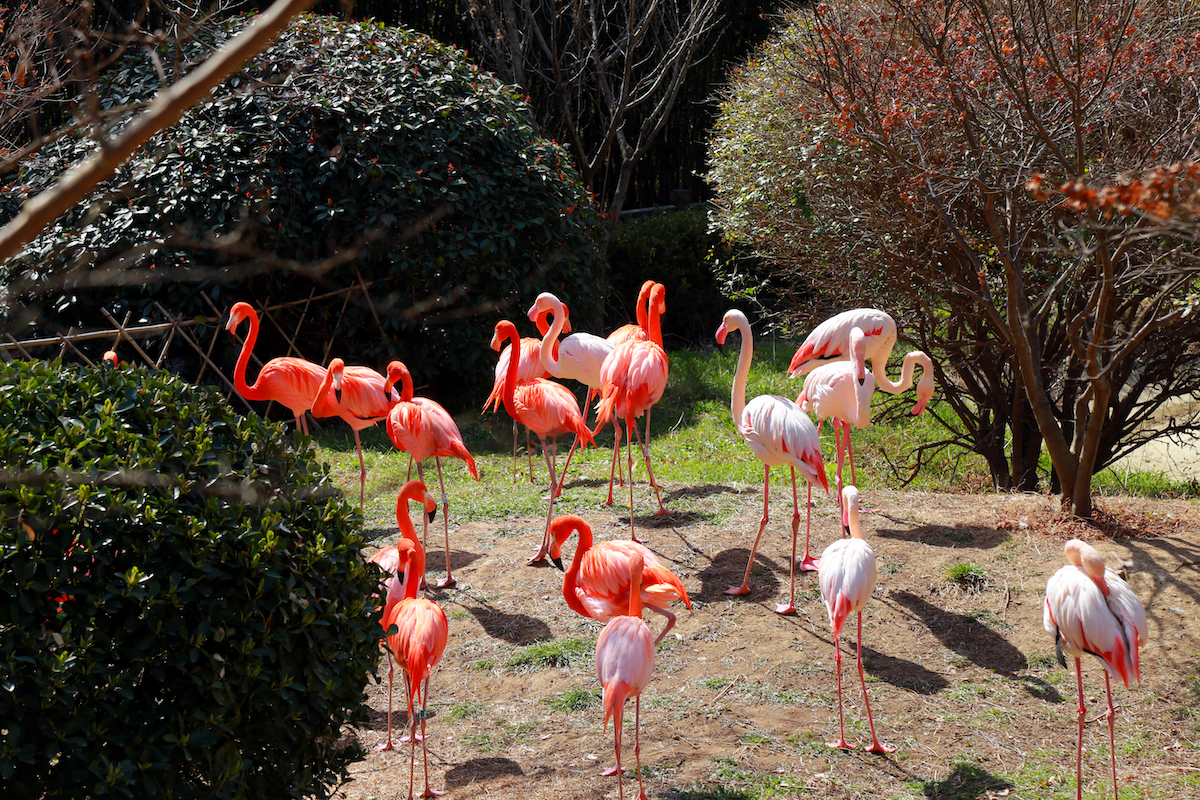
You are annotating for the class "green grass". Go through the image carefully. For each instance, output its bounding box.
[1093,464,1200,499]
[945,562,989,589]
[506,638,592,672]
[543,686,601,712]
[448,701,487,720]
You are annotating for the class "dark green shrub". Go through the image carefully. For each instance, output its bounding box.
[2,15,604,407]
[606,206,752,347]
[0,360,379,798]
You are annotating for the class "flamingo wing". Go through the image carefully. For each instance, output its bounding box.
[595,616,656,730]
[254,358,327,416]
[818,538,877,639]
[385,597,449,713]
[556,333,614,388]
[789,308,896,375]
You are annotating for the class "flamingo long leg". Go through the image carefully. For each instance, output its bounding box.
[799,480,819,572]
[432,457,455,589]
[726,466,771,595]
[634,696,647,800]
[527,435,560,564]
[1105,671,1118,800]
[605,419,625,506]
[858,611,894,753]
[526,426,535,483]
[775,468,801,615]
[844,418,857,487]
[827,628,851,750]
[353,428,367,509]
[1075,657,1085,800]
[833,422,846,526]
[629,414,669,516]
[419,676,444,798]
[510,419,518,483]
[627,419,642,543]
[603,699,625,781]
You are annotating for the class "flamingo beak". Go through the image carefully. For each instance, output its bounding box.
[426,505,437,524]
[715,322,727,345]
[551,556,564,571]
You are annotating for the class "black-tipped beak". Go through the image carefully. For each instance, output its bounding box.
[427,506,437,524]
[334,386,343,404]
[857,376,866,387]
[843,524,850,538]
[551,556,564,571]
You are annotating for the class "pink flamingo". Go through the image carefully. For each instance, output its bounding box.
[594,550,656,800]
[102,350,119,368]
[796,328,874,506]
[382,538,449,798]
[368,481,438,752]
[492,320,596,564]
[789,307,934,413]
[606,279,657,347]
[593,283,671,539]
[527,292,626,505]
[385,360,479,589]
[484,306,560,482]
[227,301,326,435]
[819,485,894,754]
[547,514,691,645]
[717,310,829,614]
[310,357,399,509]
[1044,539,1147,800]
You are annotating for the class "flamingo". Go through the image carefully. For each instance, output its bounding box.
[547,514,691,645]
[788,307,935,414]
[484,305,560,482]
[368,481,438,752]
[818,485,894,754]
[717,309,829,614]
[796,328,874,506]
[385,360,479,589]
[491,319,596,564]
[310,357,399,509]
[594,550,656,800]
[606,279,657,347]
[101,350,119,368]
[227,301,326,435]
[1044,539,1147,800]
[382,538,449,799]
[593,282,671,539]
[527,292,624,505]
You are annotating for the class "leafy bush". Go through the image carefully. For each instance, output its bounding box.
[0,360,379,798]
[2,15,604,407]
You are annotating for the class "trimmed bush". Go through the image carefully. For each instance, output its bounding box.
[0,360,379,798]
[2,15,605,406]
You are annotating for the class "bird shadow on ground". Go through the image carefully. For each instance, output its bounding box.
[365,706,414,732]
[872,518,1011,550]
[889,590,1027,674]
[860,644,950,695]
[445,757,524,787]
[696,548,782,599]
[362,527,395,543]
[664,788,757,800]
[455,604,552,645]
[663,483,748,504]
[912,761,1014,799]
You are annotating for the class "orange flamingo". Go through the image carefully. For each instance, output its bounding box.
[491,319,595,564]
[819,486,893,754]
[368,480,438,752]
[595,550,656,800]
[382,538,449,798]
[484,306,561,482]
[527,292,624,505]
[718,309,829,614]
[101,350,119,368]
[548,514,691,645]
[310,357,398,509]
[593,283,671,539]
[606,279,656,347]
[1044,539,1147,800]
[385,360,479,589]
[227,301,326,435]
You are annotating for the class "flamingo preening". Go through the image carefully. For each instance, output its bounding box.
[492,320,595,564]
[818,485,893,754]
[595,550,656,800]
[1044,539,1147,800]
[385,360,479,589]
[227,301,326,435]
[547,514,691,645]
[717,309,828,614]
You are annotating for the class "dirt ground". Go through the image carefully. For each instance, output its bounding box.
[332,488,1200,800]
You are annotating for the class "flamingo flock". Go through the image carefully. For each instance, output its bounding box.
[223,297,1149,800]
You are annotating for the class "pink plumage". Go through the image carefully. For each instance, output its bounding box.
[227,301,326,435]
[788,307,896,377]
[310,357,397,508]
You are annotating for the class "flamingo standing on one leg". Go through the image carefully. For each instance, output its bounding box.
[527,292,623,504]
[492,320,595,564]
[227,301,326,435]
[484,306,560,483]
[369,481,438,753]
[819,485,894,754]
[796,329,874,509]
[593,283,671,540]
[310,357,399,508]
[595,550,656,800]
[547,514,691,645]
[717,310,829,614]
[385,360,479,589]
[1044,539,1147,800]
[383,538,449,798]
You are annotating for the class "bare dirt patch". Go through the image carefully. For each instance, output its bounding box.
[334,489,1200,800]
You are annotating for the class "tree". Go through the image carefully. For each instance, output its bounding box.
[463,0,722,231]
[708,0,1200,517]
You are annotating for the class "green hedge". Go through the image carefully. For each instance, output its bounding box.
[0,360,379,798]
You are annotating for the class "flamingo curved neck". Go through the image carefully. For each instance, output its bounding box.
[401,545,425,600]
[628,559,644,617]
[729,320,753,426]
[874,351,929,395]
[395,493,421,545]
[540,299,567,377]
[562,525,594,619]
[233,310,267,400]
[501,325,522,419]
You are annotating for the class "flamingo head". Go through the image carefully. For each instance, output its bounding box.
[849,327,868,386]
[491,320,517,352]
[326,358,346,404]
[226,301,254,333]
[841,485,862,537]
[1064,539,1110,595]
[650,282,667,315]
[102,350,119,368]
[398,479,438,525]
[547,514,589,570]
[717,309,748,346]
[911,352,935,415]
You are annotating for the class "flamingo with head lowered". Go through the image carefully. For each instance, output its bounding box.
[227,301,326,435]
[492,319,595,564]
[718,309,828,614]
[385,360,478,589]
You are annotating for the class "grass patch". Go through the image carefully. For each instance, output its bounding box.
[910,757,1013,800]
[448,701,487,720]
[1093,465,1200,499]
[507,638,592,672]
[945,562,989,589]
[544,687,601,713]
[706,756,810,798]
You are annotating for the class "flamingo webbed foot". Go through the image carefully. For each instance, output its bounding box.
[774,602,796,615]
[827,739,854,750]
[601,765,624,777]
[433,576,456,590]
[653,507,673,517]
[375,741,395,752]
[865,741,895,754]
[420,788,446,798]
[398,731,426,743]
[724,584,751,596]
[526,550,550,566]
[799,555,821,572]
